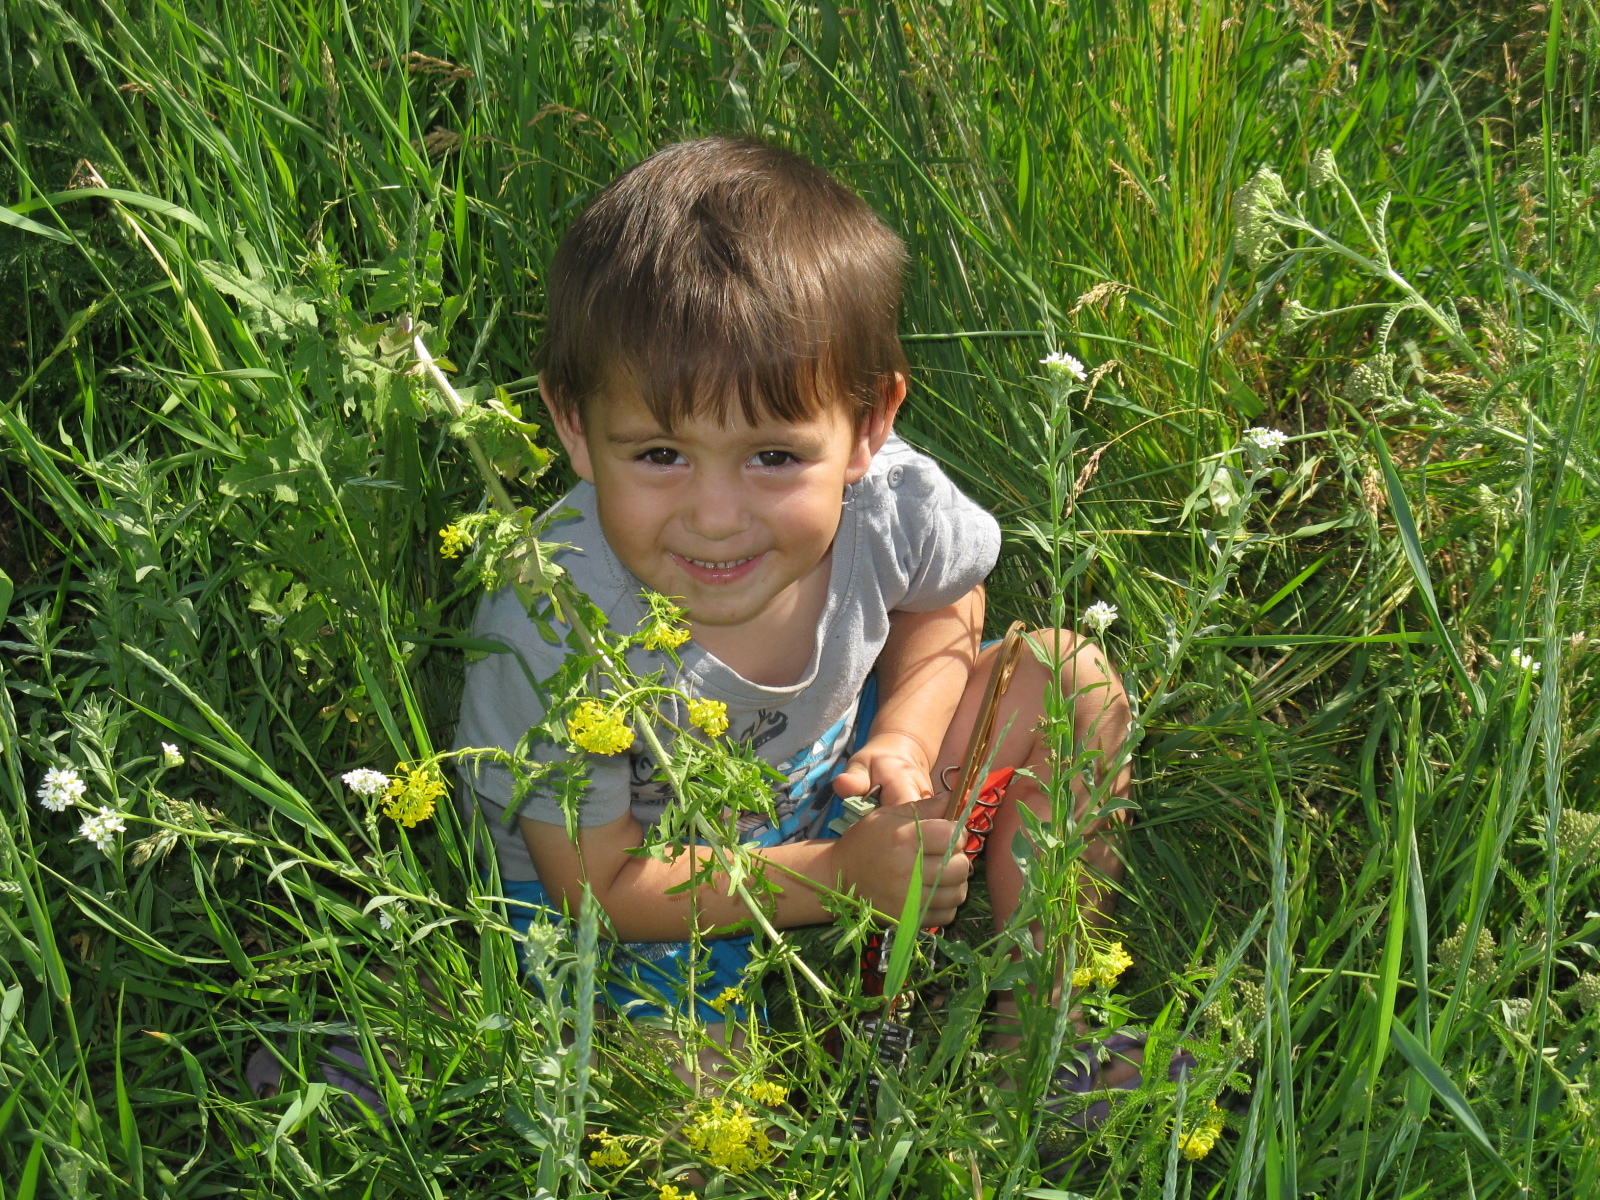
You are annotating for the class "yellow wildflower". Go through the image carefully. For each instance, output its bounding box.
[657,1185,694,1200]
[1071,963,1096,989]
[1176,1103,1226,1160]
[747,1080,789,1107]
[706,985,742,1015]
[639,593,692,650]
[684,1100,775,1174]
[1093,942,1134,989]
[641,621,691,651]
[438,523,472,559]
[381,762,445,828]
[687,697,729,737]
[567,700,634,755]
[588,1130,630,1170]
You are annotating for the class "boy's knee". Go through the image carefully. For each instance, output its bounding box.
[1025,627,1115,682]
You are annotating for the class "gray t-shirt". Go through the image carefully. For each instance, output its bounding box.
[453,434,1001,882]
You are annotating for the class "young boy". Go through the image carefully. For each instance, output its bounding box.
[454,137,1134,1068]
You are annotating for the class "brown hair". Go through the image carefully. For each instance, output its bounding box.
[537,137,908,428]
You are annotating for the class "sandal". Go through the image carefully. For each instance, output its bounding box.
[1044,1030,1195,1132]
[245,1035,388,1117]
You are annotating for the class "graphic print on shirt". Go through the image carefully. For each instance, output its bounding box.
[626,700,859,845]
[739,695,862,845]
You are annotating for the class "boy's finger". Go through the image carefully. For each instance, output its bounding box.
[832,763,870,797]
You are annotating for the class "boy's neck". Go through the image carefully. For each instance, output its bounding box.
[687,547,833,687]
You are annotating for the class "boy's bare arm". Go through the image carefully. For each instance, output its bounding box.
[520,802,969,942]
[832,584,985,807]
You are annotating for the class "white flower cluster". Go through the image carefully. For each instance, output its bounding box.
[1039,351,1087,381]
[378,901,407,931]
[37,767,87,813]
[1232,166,1292,268]
[161,742,184,768]
[262,612,287,632]
[78,806,126,854]
[1308,148,1339,189]
[1083,601,1119,636]
[1509,648,1541,675]
[342,768,392,796]
[1501,997,1533,1027]
[1244,427,1289,455]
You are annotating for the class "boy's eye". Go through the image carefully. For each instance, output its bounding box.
[752,450,798,468]
[640,447,683,466]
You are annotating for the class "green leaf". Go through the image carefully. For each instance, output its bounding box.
[0,204,71,242]
[1390,1020,1517,1182]
[11,187,214,237]
[879,841,924,1002]
[1371,428,1485,714]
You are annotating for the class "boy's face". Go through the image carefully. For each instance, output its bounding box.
[544,377,904,629]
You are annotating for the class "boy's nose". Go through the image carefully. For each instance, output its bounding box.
[680,477,752,542]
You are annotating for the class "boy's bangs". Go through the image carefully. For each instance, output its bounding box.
[598,312,867,431]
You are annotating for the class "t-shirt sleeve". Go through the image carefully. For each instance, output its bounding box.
[886,449,1003,612]
[452,587,632,829]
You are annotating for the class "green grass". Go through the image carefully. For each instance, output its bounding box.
[2,0,1599,1195]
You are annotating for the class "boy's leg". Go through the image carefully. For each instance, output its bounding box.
[927,629,1133,1054]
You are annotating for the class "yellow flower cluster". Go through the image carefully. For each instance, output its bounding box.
[657,1185,693,1200]
[568,700,634,755]
[381,763,445,828]
[1176,1103,1227,1160]
[706,985,742,1014]
[588,1130,630,1170]
[746,1080,789,1107]
[688,697,729,738]
[684,1100,775,1174]
[641,620,691,651]
[1071,941,1135,990]
[639,593,692,651]
[438,523,472,559]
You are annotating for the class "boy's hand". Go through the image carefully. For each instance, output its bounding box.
[832,732,936,809]
[829,794,970,926]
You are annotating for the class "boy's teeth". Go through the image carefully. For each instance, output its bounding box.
[688,556,754,570]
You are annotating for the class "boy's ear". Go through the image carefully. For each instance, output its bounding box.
[845,373,907,484]
[539,376,595,482]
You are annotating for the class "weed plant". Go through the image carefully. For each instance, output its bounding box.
[1,0,1599,1197]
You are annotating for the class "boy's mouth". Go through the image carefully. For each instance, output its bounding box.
[671,551,765,583]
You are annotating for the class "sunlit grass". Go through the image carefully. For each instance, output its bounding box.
[1,0,1598,1196]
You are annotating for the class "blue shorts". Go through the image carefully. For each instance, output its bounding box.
[501,675,880,1023]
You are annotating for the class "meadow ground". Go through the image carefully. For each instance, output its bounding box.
[2,1,1599,1196]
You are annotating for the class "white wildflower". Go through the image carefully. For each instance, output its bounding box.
[161,743,183,768]
[78,806,126,854]
[1083,601,1119,636]
[37,767,87,813]
[1244,427,1290,456]
[378,902,406,931]
[1308,148,1339,188]
[262,612,286,632]
[1509,648,1541,675]
[1232,166,1291,268]
[1501,997,1533,1026]
[1040,351,1087,381]
[342,768,392,796]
